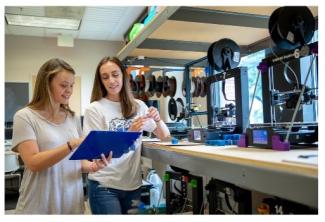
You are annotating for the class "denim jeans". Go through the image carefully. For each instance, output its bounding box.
[88,179,141,214]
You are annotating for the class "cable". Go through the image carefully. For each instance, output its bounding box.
[199,175,209,214]
[180,197,188,213]
[196,115,203,128]
[284,62,300,88]
[224,188,238,214]
[199,175,208,214]
[173,181,182,195]
[199,201,209,215]
[285,55,316,142]
[171,180,189,214]
[221,74,235,102]
[199,201,205,214]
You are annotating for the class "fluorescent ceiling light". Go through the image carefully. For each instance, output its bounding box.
[5,13,81,30]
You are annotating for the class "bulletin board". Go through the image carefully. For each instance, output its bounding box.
[5,82,29,123]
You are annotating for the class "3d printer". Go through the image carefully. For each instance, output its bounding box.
[188,38,249,144]
[239,6,318,150]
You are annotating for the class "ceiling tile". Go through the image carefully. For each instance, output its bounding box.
[81,7,126,23]
[108,6,146,41]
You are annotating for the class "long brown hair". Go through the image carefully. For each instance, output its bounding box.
[90,56,137,118]
[28,58,75,116]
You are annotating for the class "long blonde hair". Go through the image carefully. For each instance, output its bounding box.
[90,57,137,118]
[28,58,75,116]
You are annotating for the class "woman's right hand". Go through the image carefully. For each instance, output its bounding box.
[128,116,149,132]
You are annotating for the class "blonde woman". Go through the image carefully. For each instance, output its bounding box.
[83,57,170,214]
[11,58,111,214]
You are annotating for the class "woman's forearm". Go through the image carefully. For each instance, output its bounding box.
[19,138,81,172]
[23,143,72,172]
[154,120,170,140]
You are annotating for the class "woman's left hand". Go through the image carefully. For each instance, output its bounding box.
[146,106,161,123]
[90,151,112,172]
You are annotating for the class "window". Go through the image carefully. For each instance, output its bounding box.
[239,50,265,124]
[301,29,318,122]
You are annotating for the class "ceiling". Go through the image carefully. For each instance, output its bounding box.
[5,6,146,41]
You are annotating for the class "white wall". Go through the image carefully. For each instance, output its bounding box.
[5,35,123,115]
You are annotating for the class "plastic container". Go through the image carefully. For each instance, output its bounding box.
[147,169,163,208]
[171,137,179,144]
[143,6,157,25]
[5,151,19,173]
[128,23,144,41]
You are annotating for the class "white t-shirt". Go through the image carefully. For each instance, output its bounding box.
[83,98,156,190]
[12,107,84,214]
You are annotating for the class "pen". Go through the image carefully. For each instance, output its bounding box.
[298,154,318,159]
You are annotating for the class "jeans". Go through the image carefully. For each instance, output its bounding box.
[88,179,141,214]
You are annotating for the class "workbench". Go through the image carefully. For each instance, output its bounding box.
[142,142,318,209]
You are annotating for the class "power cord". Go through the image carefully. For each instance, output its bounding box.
[180,197,189,213]
[195,115,203,128]
[224,187,238,214]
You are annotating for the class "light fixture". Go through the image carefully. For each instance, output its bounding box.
[5,13,81,30]
[57,35,74,47]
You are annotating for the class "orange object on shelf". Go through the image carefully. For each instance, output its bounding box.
[126,66,150,76]
[191,67,204,77]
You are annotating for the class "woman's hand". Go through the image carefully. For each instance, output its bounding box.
[146,106,161,123]
[90,151,112,172]
[128,116,149,132]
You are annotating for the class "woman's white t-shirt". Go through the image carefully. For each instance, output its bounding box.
[83,98,156,190]
[12,107,84,214]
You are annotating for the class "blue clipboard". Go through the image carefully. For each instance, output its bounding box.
[69,131,142,160]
